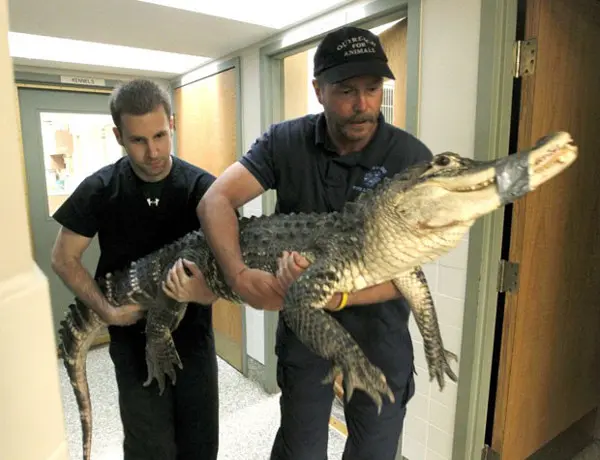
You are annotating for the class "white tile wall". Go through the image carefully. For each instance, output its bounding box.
[402,0,482,456]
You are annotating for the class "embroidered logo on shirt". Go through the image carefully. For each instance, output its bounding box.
[146,198,160,207]
[353,165,388,193]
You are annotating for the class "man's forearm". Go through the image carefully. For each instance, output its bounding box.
[327,281,401,309]
[52,258,112,319]
[197,195,246,284]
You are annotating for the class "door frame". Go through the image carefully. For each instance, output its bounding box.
[169,57,249,377]
[451,1,519,459]
[14,76,117,351]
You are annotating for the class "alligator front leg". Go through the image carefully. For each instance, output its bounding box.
[143,292,187,395]
[393,266,458,390]
[281,263,395,414]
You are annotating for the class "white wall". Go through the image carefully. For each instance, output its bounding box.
[402,1,481,459]
[1,0,70,456]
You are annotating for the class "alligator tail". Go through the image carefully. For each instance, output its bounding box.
[58,299,105,460]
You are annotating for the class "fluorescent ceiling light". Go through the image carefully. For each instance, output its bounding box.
[8,32,211,74]
[370,19,403,36]
[138,0,350,29]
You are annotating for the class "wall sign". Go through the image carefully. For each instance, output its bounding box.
[60,75,106,87]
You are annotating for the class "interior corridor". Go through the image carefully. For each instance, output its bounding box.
[58,346,348,460]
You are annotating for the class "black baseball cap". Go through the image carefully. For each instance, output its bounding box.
[313,25,395,84]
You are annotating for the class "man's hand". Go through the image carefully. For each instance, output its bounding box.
[276,251,310,291]
[101,303,146,326]
[275,251,345,311]
[231,267,286,311]
[162,258,219,305]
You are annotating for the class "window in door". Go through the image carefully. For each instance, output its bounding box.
[40,112,123,216]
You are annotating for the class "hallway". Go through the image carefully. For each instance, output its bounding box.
[57,346,348,459]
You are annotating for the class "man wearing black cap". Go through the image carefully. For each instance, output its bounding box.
[195,25,433,459]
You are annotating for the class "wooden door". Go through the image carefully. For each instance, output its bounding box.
[490,1,600,458]
[173,68,245,373]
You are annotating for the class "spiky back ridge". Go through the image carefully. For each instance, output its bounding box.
[58,299,104,364]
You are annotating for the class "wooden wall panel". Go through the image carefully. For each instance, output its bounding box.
[173,68,244,372]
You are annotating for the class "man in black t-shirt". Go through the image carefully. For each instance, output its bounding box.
[50,79,219,460]
[193,26,434,460]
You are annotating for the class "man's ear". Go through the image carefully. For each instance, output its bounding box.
[112,126,124,146]
[312,78,324,104]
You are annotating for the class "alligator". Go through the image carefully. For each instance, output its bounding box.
[58,131,577,460]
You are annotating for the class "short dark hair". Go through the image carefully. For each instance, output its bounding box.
[109,79,172,131]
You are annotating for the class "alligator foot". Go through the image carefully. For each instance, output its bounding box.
[429,348,458,390]
[143,332,182,395]
[322,357,395,414]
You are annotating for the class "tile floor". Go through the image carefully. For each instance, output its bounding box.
[59,347,598,460]
[572,440,600,460]
[57,345,347,460]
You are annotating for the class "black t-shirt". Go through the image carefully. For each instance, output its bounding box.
[53,155,216,341]
[240,112,433,382]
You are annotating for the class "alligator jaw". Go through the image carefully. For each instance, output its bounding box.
[527,131,577,188]
[495,131,577,204]
[397,131,578,230]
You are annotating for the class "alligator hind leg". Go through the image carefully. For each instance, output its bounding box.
[393,266,458,390]
[282,263,394,413]
[143,291,188,395]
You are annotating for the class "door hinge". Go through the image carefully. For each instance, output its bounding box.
[481,445,501,460]
[497,259,519,293]
[513,38,537,78]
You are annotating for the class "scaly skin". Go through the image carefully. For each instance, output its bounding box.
[58,131,578,459]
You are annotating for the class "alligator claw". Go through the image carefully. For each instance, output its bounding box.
[429,348,458,391]
[143,336,183,395]
[324,357,395,414]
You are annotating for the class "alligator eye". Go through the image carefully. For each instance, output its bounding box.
[434,155,451,166]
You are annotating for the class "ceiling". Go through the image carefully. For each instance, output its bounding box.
[7,0,355,79]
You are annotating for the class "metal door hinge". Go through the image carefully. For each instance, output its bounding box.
[482,445,501,460]
[497,259,519,293]
[513,38,537,78]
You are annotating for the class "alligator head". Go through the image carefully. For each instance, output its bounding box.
[388,131,578,230]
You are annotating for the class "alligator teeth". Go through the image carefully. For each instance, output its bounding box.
[454,178,495,192]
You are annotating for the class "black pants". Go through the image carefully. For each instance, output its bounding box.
[269,314,415,460]
[108,327,219,460]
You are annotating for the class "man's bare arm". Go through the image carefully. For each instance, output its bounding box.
[51,227,143,325]
[197,162,265,283]
[327,282,401,310]
[277,251,401,311]
[197,163,284,311]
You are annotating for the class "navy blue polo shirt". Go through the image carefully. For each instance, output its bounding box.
[240,112,433,384]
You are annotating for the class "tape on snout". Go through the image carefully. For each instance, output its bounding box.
[494,153,531,205]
